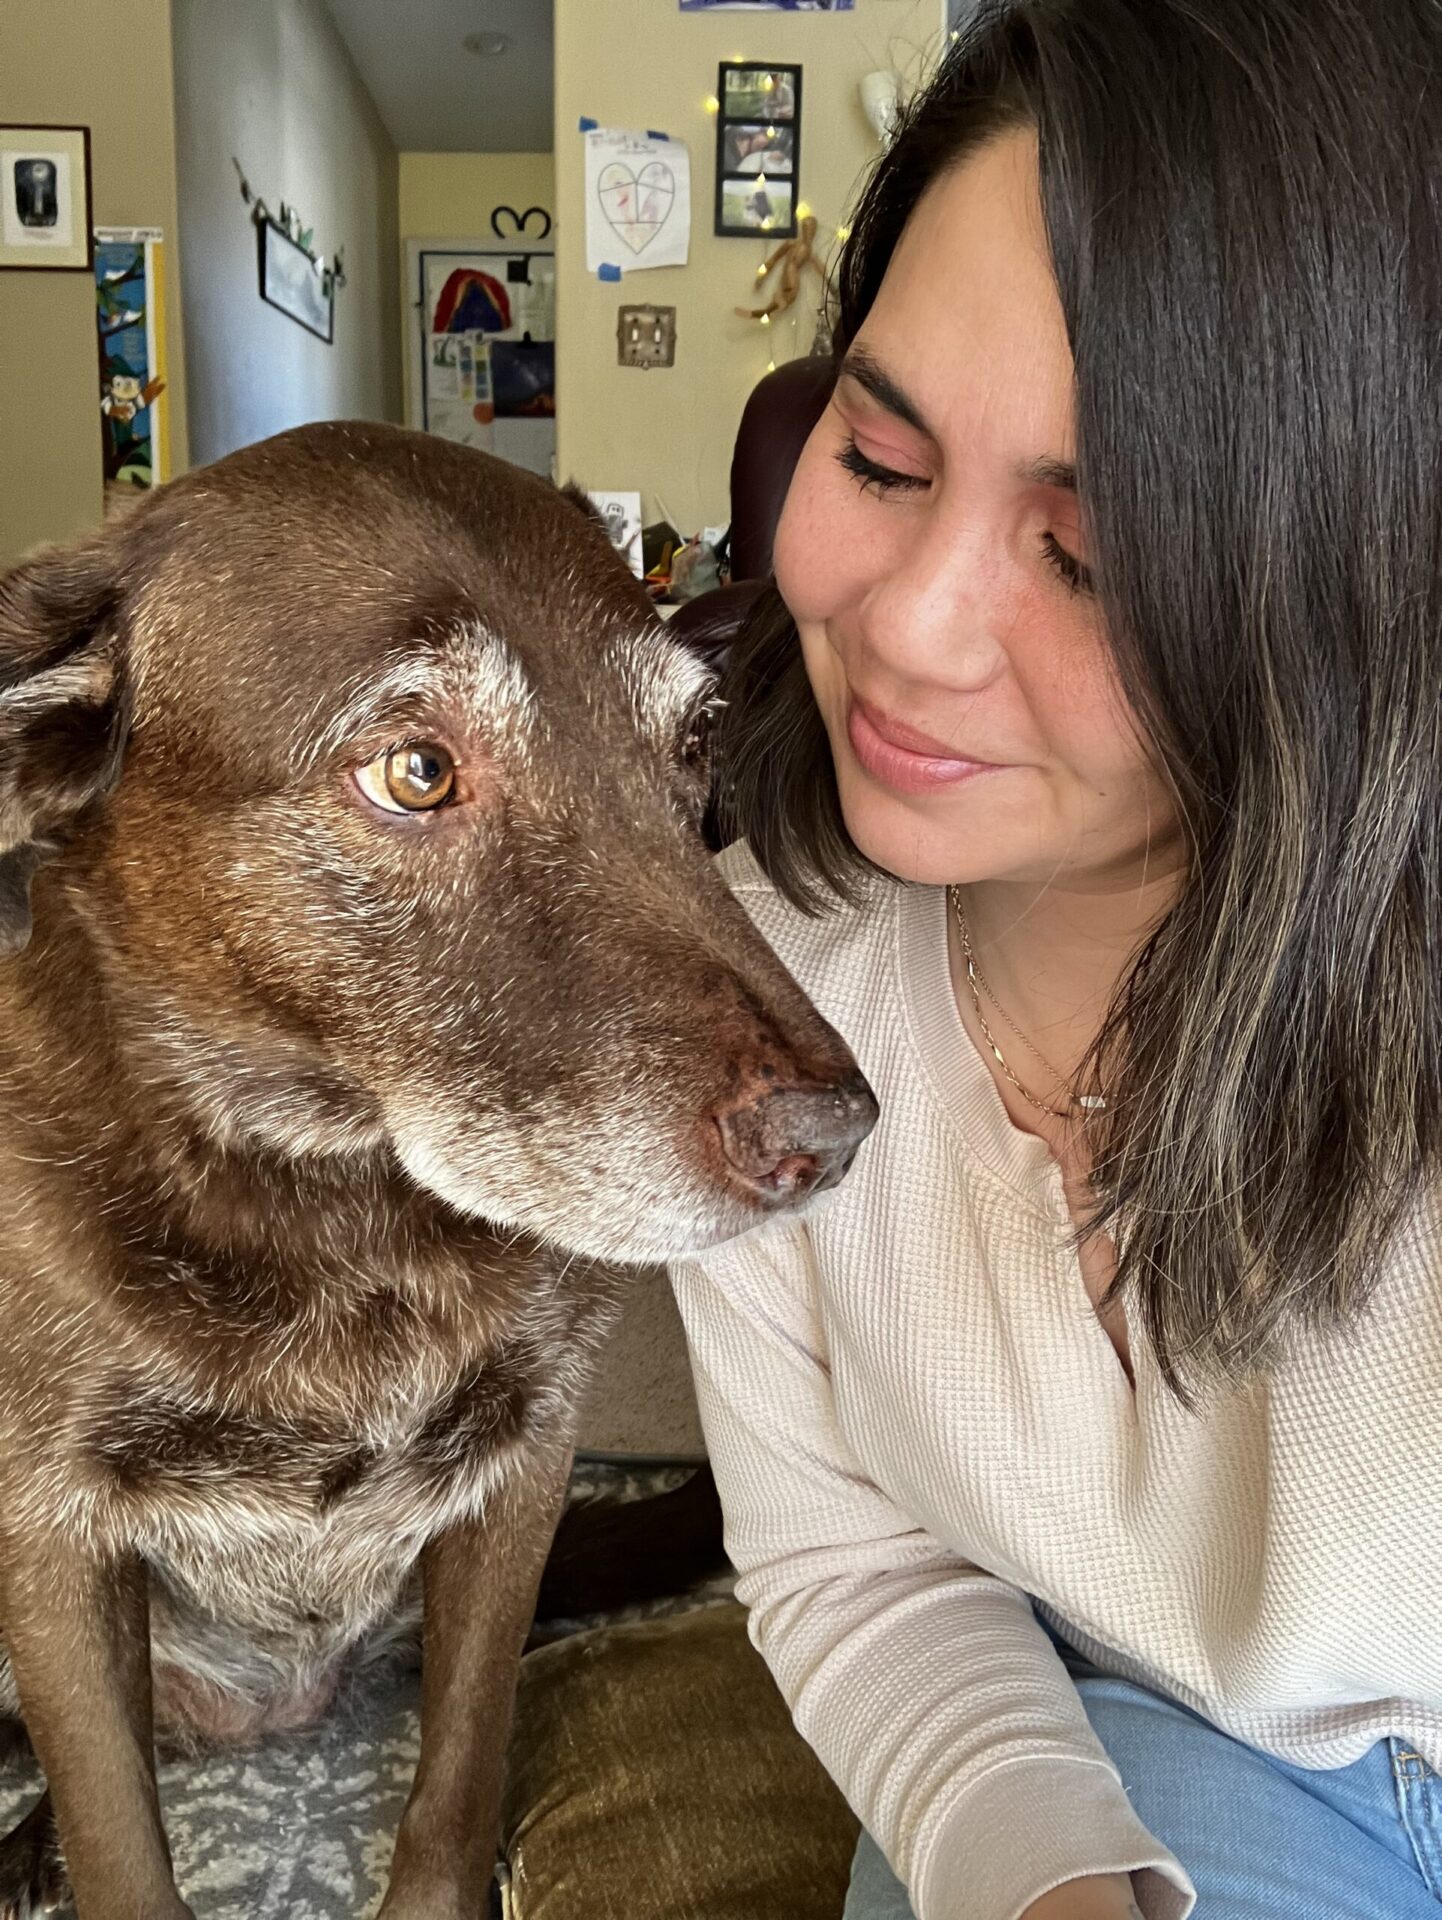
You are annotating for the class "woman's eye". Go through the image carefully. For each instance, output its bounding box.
[355,742,457,814]
[1040,530,1095,596]
[835,436,930,497]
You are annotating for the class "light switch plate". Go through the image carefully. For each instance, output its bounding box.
[617,304,676,369]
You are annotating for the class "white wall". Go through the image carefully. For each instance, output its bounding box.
[171,0,401,468]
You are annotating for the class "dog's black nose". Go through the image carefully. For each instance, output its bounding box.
[714,1071,879,1203]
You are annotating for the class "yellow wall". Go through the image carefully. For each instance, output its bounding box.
[398,152,556,426]
[0,0,190,565]
[399,152,555,238]
[554,0,943,532]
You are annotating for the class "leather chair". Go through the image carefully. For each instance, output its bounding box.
[665,352,837,670]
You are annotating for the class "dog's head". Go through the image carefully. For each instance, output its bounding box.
[0,423,874,1262]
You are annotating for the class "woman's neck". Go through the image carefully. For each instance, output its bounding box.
[954,855,1183,1105]
[946,852,1184,1381]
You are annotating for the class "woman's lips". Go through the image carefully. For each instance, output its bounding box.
[845,696,1005,796]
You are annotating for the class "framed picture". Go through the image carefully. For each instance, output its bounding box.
[722,122,795,176]
[0,124,92,271]
[715,64,801,237]
[258,214,334,343]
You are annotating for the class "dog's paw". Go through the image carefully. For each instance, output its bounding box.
[0,1793,69,1918]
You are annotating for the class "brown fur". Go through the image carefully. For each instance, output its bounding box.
[0,421,876,1919]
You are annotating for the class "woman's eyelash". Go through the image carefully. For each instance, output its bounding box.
[837,435,1094,595]
[835,436,928,496]
[1040,530,1095,595]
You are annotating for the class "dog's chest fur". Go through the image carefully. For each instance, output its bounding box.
[91,1265,588,1578]
[93,1323,550,1629]
[0,1137,622,1734]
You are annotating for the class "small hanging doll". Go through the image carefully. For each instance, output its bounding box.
[734,214,824,322]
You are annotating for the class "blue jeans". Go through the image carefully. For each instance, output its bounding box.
[843,1637,1442,1918]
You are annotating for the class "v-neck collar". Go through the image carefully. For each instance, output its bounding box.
[895,880,1069,1221]
[892,879,1143,1405]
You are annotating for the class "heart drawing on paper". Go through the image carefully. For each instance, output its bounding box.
[597,160,676,256]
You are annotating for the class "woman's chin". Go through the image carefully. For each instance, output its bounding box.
[836,771,1028,888]
[839,804,1003,888]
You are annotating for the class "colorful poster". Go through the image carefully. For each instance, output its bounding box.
[584,129,691,275]
[419,246,555,476]
[94,226,168,506]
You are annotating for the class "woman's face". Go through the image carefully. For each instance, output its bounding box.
[774,129,1178,892]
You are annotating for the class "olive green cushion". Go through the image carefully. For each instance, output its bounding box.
[501,1602,860,1919]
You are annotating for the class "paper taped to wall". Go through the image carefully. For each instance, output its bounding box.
[586,490,644,575]
[584,128,691,275]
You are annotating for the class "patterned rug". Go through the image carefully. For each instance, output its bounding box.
[0,1461,733,1918]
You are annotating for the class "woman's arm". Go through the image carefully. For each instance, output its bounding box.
[1025,1877,1144,1919]
[670,1219,1193,1920]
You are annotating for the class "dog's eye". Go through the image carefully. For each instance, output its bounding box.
[355,743,456,814]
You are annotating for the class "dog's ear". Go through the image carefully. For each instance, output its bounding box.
[0,536,129,956]
[557,481,605,528]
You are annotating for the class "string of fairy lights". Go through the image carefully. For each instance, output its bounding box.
[702,86,850,375]
[699,25,965,375]
[753,211,848,373]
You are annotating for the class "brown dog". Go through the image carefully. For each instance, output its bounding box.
[0,421,876,1920]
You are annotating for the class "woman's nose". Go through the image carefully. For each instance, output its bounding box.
[855,511,1009,691]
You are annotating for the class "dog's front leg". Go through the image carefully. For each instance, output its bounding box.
[1,1533,191,1919]
[379,1438,574,1920]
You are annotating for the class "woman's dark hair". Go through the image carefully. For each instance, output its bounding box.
[718,0,1442,1393]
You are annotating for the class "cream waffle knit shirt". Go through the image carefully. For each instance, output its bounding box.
[668,841,1442,1920]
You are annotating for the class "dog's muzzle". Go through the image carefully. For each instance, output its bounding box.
[712,1071,879,1205]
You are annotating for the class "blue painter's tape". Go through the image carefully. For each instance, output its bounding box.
[598,262,622,282]
[579,115,598,132]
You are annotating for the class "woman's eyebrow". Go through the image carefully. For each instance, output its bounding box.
[840,353,1077,492]
[838,346,933,438]
[1016,456,1077,491]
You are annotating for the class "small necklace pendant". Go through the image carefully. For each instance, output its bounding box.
[1078,1093,1107,1112]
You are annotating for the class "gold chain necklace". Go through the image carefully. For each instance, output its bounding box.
[948,885,1107,1120]
[964,935,1071,1086]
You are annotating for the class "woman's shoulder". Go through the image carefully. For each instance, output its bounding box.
[715,838,892,915]
[715,840,898,993]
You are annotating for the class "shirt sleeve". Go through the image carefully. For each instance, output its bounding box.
[669,1217,1196,1920]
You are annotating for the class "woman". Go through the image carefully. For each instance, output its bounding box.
[668,3,1442,1916]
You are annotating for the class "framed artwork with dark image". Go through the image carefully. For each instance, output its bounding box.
[0,124,92,271]
[715,63,801,238]
[723,122,794,175]
[258,214,335,343]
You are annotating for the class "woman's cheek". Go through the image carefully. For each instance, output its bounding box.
[775,437,872,623]
[773,453,829,621]
[797,620,849,738]
[1009,628,1152,805]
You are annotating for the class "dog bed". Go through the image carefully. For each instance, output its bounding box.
[0,1460,808,1920]
[499,1601,860,1920]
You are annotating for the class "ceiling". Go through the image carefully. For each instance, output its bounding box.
[325,0,553,153]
